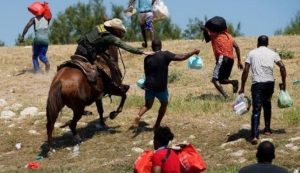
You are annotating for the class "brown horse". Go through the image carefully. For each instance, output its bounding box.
[46,56,127,148]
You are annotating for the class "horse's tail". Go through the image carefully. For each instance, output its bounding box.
[46,81,63,126]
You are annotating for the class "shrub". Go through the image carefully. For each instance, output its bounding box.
[287,107,300,125]
[276,49,295,59]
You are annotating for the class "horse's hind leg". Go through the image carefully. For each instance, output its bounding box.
[46,102,64,148]
[46,82,64,148]
[47,112,59,148]
[69,107,84,143]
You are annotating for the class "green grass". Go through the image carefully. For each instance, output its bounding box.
[276,49,295,59]
[168,70,182,84]
[205,165,240,173]
[286,106,300,125]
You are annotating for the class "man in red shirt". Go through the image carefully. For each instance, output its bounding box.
[201,18,243,99]
[152,126,180,173]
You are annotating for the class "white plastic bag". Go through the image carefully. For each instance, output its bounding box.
[233,94,251,115]
[152,0,169,21]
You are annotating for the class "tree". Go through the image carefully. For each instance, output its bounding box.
[49,0,107,44]
[123,15,141,41]
[182,17,204,39]
[48,0,181,44]
[154,19,181,40]
[183,16,243,40]
[111,4,125,21]
[275,11,300,35]
[227,22,243,37]
[0,40,4,47]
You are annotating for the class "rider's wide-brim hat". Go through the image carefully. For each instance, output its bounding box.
[104,18,126,32]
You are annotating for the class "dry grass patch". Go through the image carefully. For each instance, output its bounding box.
[0,36,300,172]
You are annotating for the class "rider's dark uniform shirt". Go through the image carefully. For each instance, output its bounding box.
[75,24,143,63]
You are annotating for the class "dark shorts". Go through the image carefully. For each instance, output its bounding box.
[145,89,169,102]
[212,55,234,81]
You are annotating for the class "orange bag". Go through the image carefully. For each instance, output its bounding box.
[176,144,207,173]
[28,2,45,16]
[134,150,154,173]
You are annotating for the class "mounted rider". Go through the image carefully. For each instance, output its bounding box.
[74,18,151,94]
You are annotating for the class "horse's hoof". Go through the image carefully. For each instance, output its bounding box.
[109,111,119,119]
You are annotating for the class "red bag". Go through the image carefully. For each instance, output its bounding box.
[134,150,154,173]
[28,1,52,21]
[28,2,45,16]
[43,2,52,21]
[176,144,207,173]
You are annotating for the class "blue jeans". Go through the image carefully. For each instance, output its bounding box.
[32,44,49,72]
[251,82,274,138]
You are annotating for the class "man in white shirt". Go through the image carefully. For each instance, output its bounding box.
[239,35,286,145]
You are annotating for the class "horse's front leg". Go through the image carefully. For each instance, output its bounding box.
[95,98,109,129]
[109,92,127,119]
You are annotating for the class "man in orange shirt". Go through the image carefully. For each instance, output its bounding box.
[201,17,243,98]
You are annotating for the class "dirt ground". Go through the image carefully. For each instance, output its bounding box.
[0,36,299,173]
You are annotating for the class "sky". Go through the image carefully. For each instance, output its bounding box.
[0,0,299,46]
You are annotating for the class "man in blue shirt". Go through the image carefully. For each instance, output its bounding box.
[127,0,156,48]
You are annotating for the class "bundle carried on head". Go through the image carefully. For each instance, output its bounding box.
[28,1,52,21]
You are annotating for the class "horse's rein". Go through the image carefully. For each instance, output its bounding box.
[118,48,126,82]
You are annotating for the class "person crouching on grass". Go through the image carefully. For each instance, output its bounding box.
[131,39,200,129]
[152,126,180,173]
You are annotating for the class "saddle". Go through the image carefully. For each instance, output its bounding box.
[57,55,98,83]
[95,52,122,85]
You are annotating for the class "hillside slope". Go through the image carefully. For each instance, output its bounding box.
[0,36,299,172]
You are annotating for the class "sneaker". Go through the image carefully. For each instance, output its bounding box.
[45,63,50,72]
[251,138,258,145]
[232,80,239,93]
